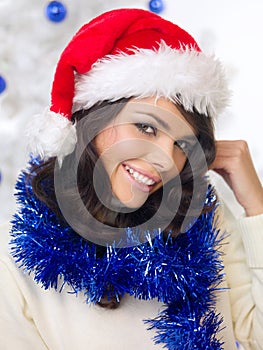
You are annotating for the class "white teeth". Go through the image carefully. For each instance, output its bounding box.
[124,165,156,186]
[145,179,154,185]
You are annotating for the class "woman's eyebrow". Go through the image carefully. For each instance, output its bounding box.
[135,111,197,138]
[136,111,171,131]
[134,110,197,141]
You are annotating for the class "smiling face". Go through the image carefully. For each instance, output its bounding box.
[94,97,197,209]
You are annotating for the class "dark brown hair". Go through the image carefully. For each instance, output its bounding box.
[30,98,217,309]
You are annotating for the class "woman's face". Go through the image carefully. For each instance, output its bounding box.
[94,97,197,208]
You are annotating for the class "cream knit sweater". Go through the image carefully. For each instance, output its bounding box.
[0,179,263,349]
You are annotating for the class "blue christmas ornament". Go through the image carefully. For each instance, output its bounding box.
[45,1,67,23]
[149,0,164,14]
[0,75,7,94]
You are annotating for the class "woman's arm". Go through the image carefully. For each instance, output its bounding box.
[0,223,49,350]
[210,140,263,349]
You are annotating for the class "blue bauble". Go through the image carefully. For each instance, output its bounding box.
[0,75,6,94]
[45,1,67,23]
[149,0,164,14]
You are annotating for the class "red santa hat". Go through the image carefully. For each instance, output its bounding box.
[28,8,230,163]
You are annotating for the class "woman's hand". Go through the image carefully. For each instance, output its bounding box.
[209,140,263,216]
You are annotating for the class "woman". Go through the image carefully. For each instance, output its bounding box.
[0,8,263,350]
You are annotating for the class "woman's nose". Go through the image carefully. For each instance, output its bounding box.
[145,139,176,173]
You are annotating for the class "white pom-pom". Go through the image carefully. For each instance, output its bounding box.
[26,108,77,165]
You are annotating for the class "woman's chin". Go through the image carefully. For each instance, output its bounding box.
[112,190,149,210]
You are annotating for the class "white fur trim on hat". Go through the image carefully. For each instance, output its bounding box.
[73,42,230,118]
[26,109,77,166]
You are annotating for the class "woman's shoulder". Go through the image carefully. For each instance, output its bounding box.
[0,220,22,285]
[0,221,12,259]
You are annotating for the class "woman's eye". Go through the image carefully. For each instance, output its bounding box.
[135,123,157,136]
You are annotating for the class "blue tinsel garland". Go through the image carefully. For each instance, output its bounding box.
[10,158,225,349]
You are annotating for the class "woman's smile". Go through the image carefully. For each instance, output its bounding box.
[122,163,161,192]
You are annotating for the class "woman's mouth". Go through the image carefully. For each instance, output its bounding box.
[122,164,160,192]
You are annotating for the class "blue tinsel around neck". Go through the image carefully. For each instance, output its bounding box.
[10,157,225,349]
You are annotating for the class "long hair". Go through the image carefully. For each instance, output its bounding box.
[30,98,217,308]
